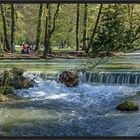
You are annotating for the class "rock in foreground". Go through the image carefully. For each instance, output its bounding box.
[59,71,79,87]
[1,67,34,90]
[10,67,25,76]
[116,100,139,111]
[0,67,34,102]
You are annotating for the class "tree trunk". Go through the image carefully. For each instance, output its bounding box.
[43,4,60,58]
[47,4,52,53]
[76,4,80,51]
[11,3,15,53]
[86,4,103,53]
[0,4,10,52]
[82,4,88,51]
[35,4,43,51]
[49,4,60,53]
[43,4,50,58]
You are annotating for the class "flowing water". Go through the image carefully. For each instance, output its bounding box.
[1,53,140,136]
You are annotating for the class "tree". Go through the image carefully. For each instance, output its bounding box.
[11,3,15,53]
[0,4,10,52]
[82,4,88,51]
[43,4,50,58]
[35,4,43,51]
[76,4,80,51]
[43,4,60,58]
[91,4,136,53]
[86,4,103,53]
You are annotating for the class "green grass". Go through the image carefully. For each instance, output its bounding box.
[14,45,79,53]
[14,46,21,53]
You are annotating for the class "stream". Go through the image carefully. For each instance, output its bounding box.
[0,53,140,136]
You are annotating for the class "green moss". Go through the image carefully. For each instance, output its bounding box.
[0,67,35,103]
[3,86,14,95]
[0,94,8,102]
[116,100,139,111]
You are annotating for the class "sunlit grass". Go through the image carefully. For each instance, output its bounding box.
[14,46,77,53]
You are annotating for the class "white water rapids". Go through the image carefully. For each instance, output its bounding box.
[1,73,137,136]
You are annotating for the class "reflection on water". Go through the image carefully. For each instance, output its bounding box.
[0,58,85,73]
[1,53,140,72]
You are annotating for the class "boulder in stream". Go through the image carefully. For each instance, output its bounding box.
[116,100,139,111]
[0,67,35,102]
[7,75,33,90]
[1,67,34,90]
[0,94,8,102]
[10,67,25,76]
[0,76,3,86]
[59,70,79,87]
[0,68,34,93]
[3,86,14,95]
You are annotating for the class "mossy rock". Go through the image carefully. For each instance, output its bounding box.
[10,67,25,76]
[4,72,33,90]
[0,67,34,102]
[9,76,33,89]
[116,100,139,111]
[3,86,14,95]
[59,70,79,87]
[0,76,3,86]
[0,94,8,102]
[0,54,4,57]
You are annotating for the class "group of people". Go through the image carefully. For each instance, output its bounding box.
[21,43,33,54]
[58,41,68,49]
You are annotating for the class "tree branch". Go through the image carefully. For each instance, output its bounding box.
[86,4,103,53]
[49,4,60,36]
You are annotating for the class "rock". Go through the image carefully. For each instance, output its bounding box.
[10,67,25,76]
[0,67,34,102]
[0,94,8,102]
[0,68,33,90]
[20,77,33,89]
[59,71,79,87]
[0,76,3,86]
[116,100,139,111]
[3,86,14,95]
[1,70,13,86]
[6,75,33,90]
[3,70,13,79]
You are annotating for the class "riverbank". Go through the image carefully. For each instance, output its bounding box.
[0,50,125,59]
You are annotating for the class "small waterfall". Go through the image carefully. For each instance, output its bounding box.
[80,72,140,85]
[27,72,60,81]
[26,71,140,85]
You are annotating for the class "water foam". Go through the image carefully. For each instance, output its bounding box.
[15,74,140,113]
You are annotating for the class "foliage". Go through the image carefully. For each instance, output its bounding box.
[0,4,140,52]
[91,4,140,53]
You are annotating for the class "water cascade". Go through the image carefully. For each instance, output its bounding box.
[26,72,60,81]
[80,72,140,85]
[27,71,140,85]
